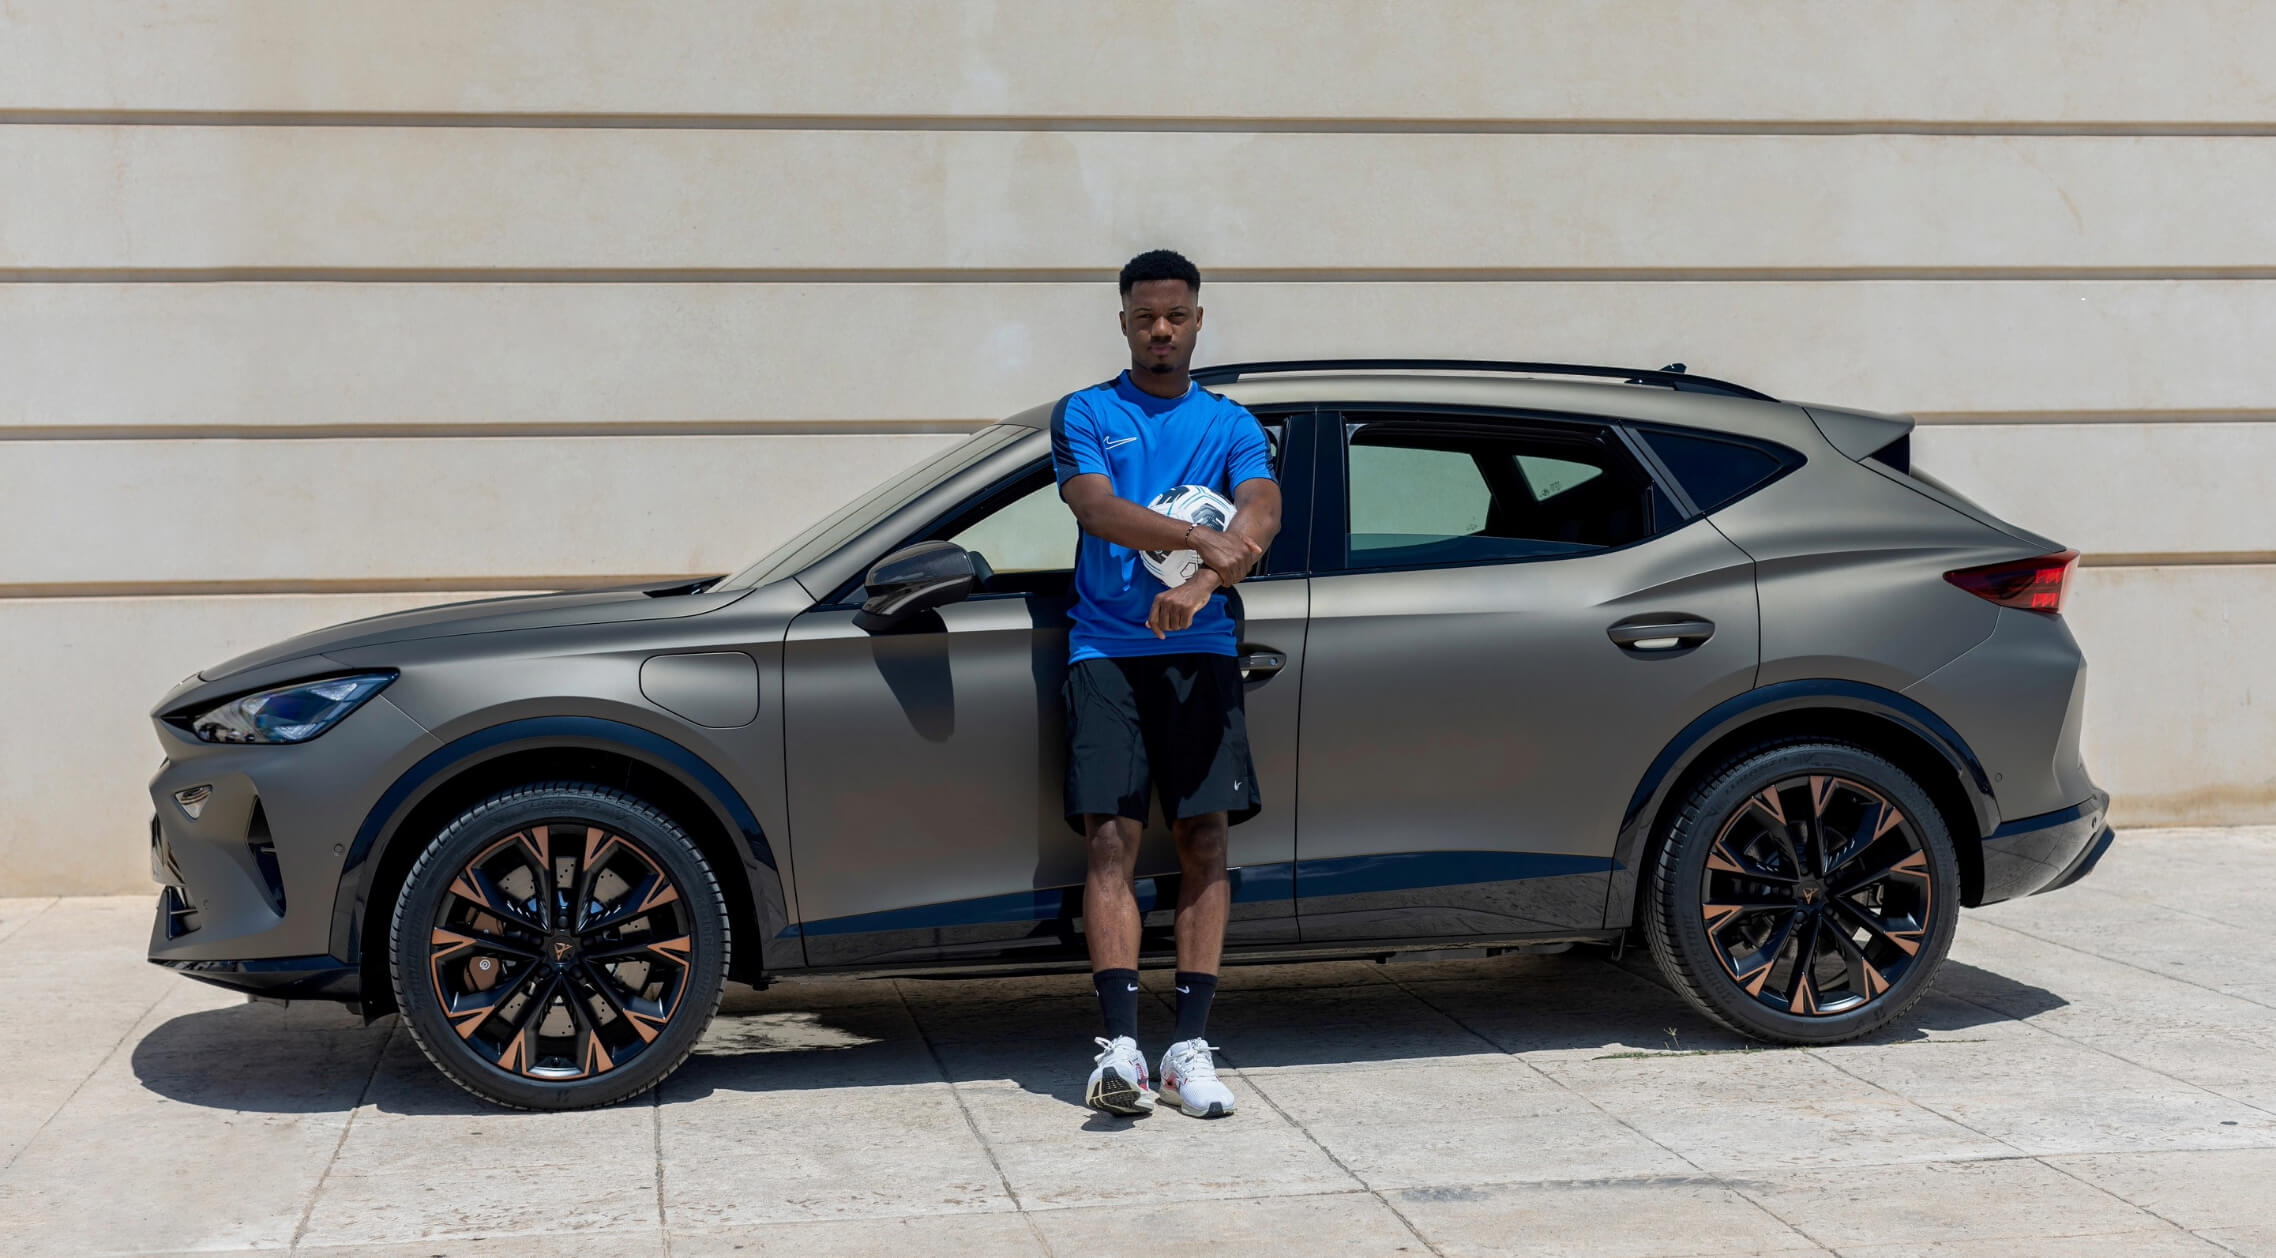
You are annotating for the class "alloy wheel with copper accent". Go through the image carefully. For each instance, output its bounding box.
[391,783,729,1110]
[1645,741,1959,1046]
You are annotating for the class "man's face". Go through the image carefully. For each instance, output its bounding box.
[1119,279,1203,376]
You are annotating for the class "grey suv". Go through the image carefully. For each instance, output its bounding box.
[146,360,2112,1109]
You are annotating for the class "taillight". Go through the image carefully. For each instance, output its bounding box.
[1944,550,2078,613]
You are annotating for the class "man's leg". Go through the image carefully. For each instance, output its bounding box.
[1170,810,1229,1041]
[1083,814,1145,1041]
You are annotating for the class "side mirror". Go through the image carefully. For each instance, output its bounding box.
[853,541,977,632]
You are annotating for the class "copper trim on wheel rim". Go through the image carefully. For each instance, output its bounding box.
[425,822,694,1081]
[1697,775,1935,1018]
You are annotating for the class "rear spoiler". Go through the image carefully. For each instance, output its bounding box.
[1802,405,1915,469]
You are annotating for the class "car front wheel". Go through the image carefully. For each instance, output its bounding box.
[389,782,730,1110]
[1644,740,1959,1045]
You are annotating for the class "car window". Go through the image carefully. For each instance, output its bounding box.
[720,425,1024,590]
[947,474,1077,576]
[1341,417,1664,570]
[1640,427,1791,514]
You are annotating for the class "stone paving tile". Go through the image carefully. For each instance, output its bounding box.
[673,1212,1048,1256]
[1390,1176,1824,1258]
[986,1113,1365,1210]
[1732,1156,2174,1250]
[1539,1046,2011,1173]
[1833,1229,2231,1257]
[2044,1147,2276,1230]
[297,1170,664,1250]
[0,981,381,1258]
[658,1082,1014,1227]
[1242,1058,1692,1190]
[299,1235,669,1258]
[0,895,57,946]
[2197,1224,2276,1257]
[1812,1034,2276,1156]
[1027,1190,1425,1257]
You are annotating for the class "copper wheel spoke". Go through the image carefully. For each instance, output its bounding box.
[1832,848,1927,898]
[465,867,547,933]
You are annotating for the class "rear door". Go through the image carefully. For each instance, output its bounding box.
[780,419,1312,966]
[1293,409,1758,941]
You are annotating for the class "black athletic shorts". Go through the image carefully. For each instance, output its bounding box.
[1063,653,1261,831]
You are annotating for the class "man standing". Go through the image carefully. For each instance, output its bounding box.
[1052,250,1282,1118]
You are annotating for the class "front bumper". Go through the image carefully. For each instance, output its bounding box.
[145,691,441,996]
[1976,790,2113,905]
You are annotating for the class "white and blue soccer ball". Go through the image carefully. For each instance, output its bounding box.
[1141,484,1236,588]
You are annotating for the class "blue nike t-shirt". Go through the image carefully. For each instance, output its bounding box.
[1051,372,1276,663]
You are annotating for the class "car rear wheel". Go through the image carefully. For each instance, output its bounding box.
[389,782,729,1110]
[1644,740,1958,1045]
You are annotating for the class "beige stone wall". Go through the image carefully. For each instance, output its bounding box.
[3,2,2268,892]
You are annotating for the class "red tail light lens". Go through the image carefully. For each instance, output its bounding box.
[1944,550,2078,613]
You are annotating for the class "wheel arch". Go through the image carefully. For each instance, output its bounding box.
[1606,680,1998,929]
[335,716,787,1015]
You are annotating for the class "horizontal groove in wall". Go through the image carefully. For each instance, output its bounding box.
[10,110,2276,137]
[1913,410,2276,426]
[9,555,2271,599]
[2079,552,2276,569]
[0,576,699,599]
[7,413,2272,442]
[17,267,2276,285]
[0,419,996,441]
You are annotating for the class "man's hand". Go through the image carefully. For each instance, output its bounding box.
[1147,568,1222,638]
[1191,526,1263,586]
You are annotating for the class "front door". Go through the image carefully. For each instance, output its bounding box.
[1294,410,1759,941]
[781,426,1308,967]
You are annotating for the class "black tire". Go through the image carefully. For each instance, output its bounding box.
[1644,740,1959,1046]
[389,782,730,1110]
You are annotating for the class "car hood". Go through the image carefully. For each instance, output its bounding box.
[199,579,740,682]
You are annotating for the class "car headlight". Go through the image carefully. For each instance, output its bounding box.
[185,673,397,745]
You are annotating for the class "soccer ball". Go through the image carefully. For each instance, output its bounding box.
[1141,484,1236,588]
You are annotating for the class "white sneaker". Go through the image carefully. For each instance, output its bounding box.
[1158,1038,1236,1118]
[1085,1035,1157,1115]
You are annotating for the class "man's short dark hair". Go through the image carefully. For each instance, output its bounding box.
[1119,249,1201,297]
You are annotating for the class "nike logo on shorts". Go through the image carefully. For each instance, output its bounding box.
[1105,436,1138,449]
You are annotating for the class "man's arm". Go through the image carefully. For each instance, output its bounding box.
[1062,474,1261,578]
[1142,477,1283,638]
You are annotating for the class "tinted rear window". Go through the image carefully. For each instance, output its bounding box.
[1641,428,1793,514]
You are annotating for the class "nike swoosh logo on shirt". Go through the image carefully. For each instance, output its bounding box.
[1104,436,1138,449]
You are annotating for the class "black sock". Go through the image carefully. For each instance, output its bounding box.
[1093,969,1141,1041]
[1173,971,1219,1043]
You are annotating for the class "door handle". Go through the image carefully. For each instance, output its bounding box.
[1607,616,1714,651]
[1237,649,1288,679]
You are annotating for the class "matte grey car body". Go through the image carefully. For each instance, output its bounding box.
[146,361,2112,1108]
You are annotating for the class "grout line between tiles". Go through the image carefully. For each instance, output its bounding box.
[1971,919,2276,1015]
[654,1089,673,1258]
[1144,984,1448,1257]
[1378,963,1836,1255]
[287,1018,397,1254]
[0,980,174,1178]
[892,979,1058,1258]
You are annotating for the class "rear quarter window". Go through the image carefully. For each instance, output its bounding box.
[1640,428,1800,514]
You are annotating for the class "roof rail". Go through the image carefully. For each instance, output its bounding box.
[1189,358,1775,402]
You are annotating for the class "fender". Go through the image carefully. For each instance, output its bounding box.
[1603,679,1998,930]
[328,715,788,970]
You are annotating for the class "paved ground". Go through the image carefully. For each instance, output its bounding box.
[1,828,2272,1257]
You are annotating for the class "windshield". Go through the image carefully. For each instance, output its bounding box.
[719,426,1024,590]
